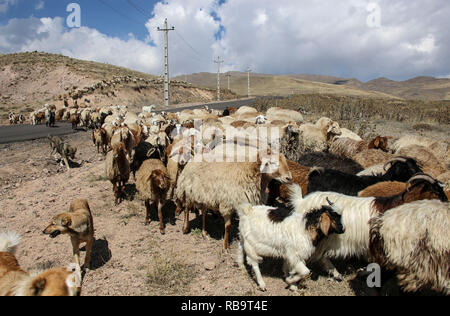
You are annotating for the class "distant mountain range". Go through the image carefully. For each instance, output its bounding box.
[175,72,450,100]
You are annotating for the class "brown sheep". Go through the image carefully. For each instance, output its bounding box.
[69,113,80,130]
[105,143,130,205]
[268,160,311,205]
[136,159,170,234]
[353,149,393,169]
[330,136,392,160]
[358,181,406,197]
[92,128,108,155]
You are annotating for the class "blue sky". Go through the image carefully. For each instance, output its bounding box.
[0,0,160,41]
[0,0,449,80]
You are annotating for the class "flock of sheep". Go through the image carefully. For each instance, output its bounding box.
[3,101,450,296]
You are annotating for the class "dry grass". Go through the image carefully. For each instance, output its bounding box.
[146,248,195,295]
[254,94,450,125]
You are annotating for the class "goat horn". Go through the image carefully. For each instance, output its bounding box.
[326,197,335,207]
[406,173,436,191]
[384,157,409,171]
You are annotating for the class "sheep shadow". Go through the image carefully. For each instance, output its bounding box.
[44,158,82,170]
[348,268,445,296]
[185,211,240,244]
[81,238,112,271]
[146,200,178,227]
[123,183,138,201]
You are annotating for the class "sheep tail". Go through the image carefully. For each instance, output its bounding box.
[0,231,21,254]
[288,184,304,211]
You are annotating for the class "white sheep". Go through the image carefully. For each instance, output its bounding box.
[236,200,345,291]
[142,105,156,113]
[175,151,292,249]
[369,200,450,295]
[266,107,303,125]
[298,118,341,153]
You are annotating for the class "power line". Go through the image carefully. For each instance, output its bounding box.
[126,0,153,19]
[126,0,211,66]
[96,0,144,26]
[174,30,204,58]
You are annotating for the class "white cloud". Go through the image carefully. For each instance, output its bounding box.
[0,0,18,13]
[0,17,161,74]
[35,0,44,10]
[406,35,436,54]
[0,0,450,81]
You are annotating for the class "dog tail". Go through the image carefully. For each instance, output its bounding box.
[0,231,21,254]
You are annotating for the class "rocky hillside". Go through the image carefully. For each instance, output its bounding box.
[0,52,236,122]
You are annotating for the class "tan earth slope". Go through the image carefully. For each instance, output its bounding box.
[0,52,236,122]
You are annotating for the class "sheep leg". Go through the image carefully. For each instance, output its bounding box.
[236,239,246,270]
[223,213,232,250]
[318,256,343,281]
[113,182,119,206]
[175,200,183,217]
[246,255,266,292]
[157,200,165,235]
[144,200,152,226]
[282,260,290,278]
[285,259,310,291]
[183,207,190,234]
[201,207,209,239]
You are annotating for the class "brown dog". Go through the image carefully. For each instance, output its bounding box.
[0,232,80,296]
[43,199,94,274]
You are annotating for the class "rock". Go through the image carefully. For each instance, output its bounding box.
[204,261,216,271]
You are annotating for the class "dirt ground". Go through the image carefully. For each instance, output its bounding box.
[0,120,448,296]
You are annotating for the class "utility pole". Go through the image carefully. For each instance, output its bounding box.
[247,67,252,98]
[157,18,174,107]
[226,73,231,91]
[214,56,224,101]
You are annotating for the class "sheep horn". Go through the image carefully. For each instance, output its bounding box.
[406,173,436,191]
[384,157,409,171]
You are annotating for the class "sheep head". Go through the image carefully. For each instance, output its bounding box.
[259,152,292,184]
[405,173,448,202]
[149,169,170,193]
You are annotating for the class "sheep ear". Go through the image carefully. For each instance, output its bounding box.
[320,213,331,237]
[31,277,46,296]
[374,138,380,148]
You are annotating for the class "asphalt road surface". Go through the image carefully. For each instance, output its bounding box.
[0,98,256,144]
[0,122,78,145]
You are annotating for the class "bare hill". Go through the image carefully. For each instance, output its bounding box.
[0,52,236,121]
[177,72,399,99]
[177,72,450,100]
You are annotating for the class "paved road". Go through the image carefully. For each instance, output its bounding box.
[0,98,256,144]
[157,97,256,113]
[0,123,78,145]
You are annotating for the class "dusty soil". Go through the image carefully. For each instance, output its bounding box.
[0,120,448,296]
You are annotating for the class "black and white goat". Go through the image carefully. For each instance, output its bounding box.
[290,173,448,280]
[236,200,345,291]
